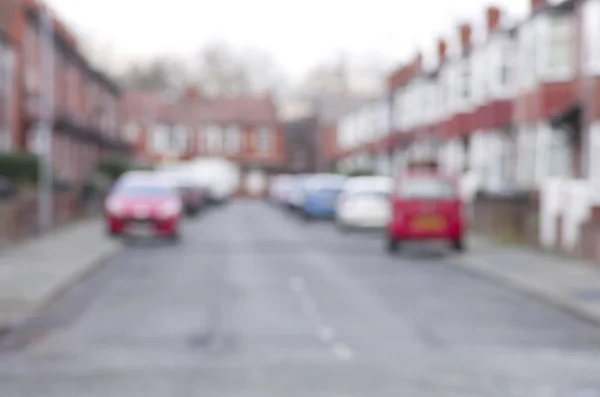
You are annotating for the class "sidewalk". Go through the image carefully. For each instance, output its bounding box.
[0,218,121,331]
[456,236,600,324]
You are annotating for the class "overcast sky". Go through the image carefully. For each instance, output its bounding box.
[46,0,531,81]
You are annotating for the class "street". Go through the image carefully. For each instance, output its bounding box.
[1,201,600,396]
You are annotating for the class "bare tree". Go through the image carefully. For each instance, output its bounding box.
[302,55,351,95]
[194,42,285,96]
[118,57,189,91]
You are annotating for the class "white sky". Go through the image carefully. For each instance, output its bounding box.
[46,0,531,81]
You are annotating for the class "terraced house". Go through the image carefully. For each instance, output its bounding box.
[0,28,15,152]
[331,0,600,262]
[121,88,286,196]
[0,0,130,186]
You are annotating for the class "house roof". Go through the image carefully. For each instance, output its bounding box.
[122,91,279,125]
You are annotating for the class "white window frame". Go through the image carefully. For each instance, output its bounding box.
[540,14,574,82]
[205,124,223,153]
[149,123,170,153]
[518,21,538,91]
[122,122,139,143]
[224,125,242,153]
[171,124,189,153]
[254,126,273,153]
[582,0,600,75]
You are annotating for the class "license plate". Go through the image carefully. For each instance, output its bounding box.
[411,215,445,231]
[128,222,153,236]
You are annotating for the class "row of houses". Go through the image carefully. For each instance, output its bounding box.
[0,0,129,185]
[0,0,285,197]
[325,0,600,261]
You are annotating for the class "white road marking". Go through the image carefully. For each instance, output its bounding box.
[332,342,354,361]
[288,276,305,292]
[317,326,335,342]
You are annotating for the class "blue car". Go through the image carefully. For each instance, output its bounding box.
[301,174,347,219]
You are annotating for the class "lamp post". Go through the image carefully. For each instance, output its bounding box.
[37,3,54,233]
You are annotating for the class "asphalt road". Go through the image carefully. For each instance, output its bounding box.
[2,201,600,396]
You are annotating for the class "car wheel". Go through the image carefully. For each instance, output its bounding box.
[386,236,400,254]
[167,231,182,244]
[451,238,465,252]
[336,220,349,233]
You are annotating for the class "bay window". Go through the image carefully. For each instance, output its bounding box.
[543,15,573,81]
[517,22,537,90]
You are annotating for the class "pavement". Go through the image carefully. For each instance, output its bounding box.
[0,218,121,331]
[1,202,600,395]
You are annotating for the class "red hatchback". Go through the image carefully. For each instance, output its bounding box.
[386,171,466,253]
[105,180,183,241]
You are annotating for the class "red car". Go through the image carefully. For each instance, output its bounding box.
[386,170,466,253]
[105,178,183,241]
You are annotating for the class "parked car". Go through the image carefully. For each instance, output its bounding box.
[104,174,183,242]
[285,174,311,211]
[335,176,393,230]
[268,174,294,205]
[301,174,347,220]
[386,170,465,253]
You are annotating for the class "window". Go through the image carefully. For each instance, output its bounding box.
[582,0,600,74]
[224,125,242,153]
[171,124,189,152]
[0,126,10,152]
[150,123,170,152]
[205,124,223,152]
[123,122,139,142]
[396,177,457,200]
[460,60,471,100]
[254,126,273,153]
[197,128,205,152]
[546,16,573,79]
[518,23,537,89]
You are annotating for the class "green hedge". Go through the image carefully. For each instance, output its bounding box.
[0,152,40,184]
[95,155,153,182]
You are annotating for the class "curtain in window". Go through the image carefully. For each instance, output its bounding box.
[546,16,573,79]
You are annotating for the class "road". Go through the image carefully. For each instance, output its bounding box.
[1,201,600,396]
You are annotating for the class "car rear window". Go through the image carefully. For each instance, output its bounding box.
[114,184,173,198]
[396,177,456,200]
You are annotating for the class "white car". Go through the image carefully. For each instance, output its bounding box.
[269,174,294,204]
[284,174,311,210]
[335,176,394,230]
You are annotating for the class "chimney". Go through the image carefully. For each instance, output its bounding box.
[183,86,201,102]
[437,39,447,63]
[486,6,501,33]
[530,0,547,12]
[458,23,472,54]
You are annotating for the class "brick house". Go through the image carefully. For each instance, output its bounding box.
[1,0,130,185]
[0,28,16,152]
[282,115,320,173]
[121,88,286,196]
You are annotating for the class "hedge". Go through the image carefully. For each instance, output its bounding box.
[0,152,40,184]
[95,155,153,181]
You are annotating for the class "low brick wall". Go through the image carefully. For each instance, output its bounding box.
[0,189,101,244]
[471,192,540,247]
